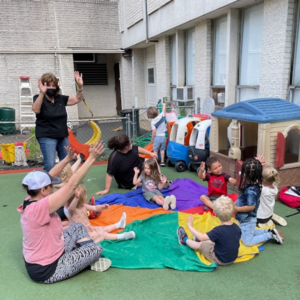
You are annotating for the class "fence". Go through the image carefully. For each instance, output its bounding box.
[0,104,195,171]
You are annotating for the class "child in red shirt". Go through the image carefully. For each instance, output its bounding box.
[198,156,236,210]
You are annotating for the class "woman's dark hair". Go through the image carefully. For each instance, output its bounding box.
[22,184,52,197]
[107,135,131,151]
[41,73,60,95]
[239,158,263,194]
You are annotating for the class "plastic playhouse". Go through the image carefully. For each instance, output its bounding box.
[188,119,211,171]
[210,98,300,191]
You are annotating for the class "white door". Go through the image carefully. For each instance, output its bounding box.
[147,62,157,106]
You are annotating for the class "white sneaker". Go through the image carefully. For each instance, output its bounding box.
[90,258,111,272]
[124,231,136,240]
[163,196,171,210]
[169,195,176,210]
[272,214,287,227]
[119,212,127,229]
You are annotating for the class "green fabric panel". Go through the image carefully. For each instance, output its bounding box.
[99,212,216,272]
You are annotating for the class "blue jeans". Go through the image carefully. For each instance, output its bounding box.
[38,137,69,172]
[239,218,272,246]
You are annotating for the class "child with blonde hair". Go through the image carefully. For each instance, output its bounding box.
[133,158,176,210]
[257,166,287,227]
[177,196,241,265]
[68,184,135,243]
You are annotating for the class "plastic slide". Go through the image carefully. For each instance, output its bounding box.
[139,142,153,159]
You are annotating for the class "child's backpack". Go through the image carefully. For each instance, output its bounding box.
[279,186,300,209]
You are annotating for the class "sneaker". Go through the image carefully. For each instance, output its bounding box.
[177,226,188,245]
[192,235,200,242]
[163,196,171,210]
[160,162,165,167]
[90,258,111,272]
[123,231,136,240]
[272,214,287,227]
[269,228,283,244]
[169,195,176,210]
[87,197,100,219]
[257,220,274,228]
[119,212,126,229]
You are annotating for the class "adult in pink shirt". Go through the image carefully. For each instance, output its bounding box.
[18,142,110,283]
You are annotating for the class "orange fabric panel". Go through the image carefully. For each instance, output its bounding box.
[89,204,172,233]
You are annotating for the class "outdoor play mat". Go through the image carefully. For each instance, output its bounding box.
[92,178,260,272]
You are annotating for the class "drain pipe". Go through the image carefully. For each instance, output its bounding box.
[145,0,158,43]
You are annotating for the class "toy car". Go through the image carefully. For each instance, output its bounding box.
[166,117,200,172]
[188,119,211,172]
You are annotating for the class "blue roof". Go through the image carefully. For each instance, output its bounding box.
[211,98,300,123]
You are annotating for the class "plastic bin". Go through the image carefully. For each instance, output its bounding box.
[120,109,140,137]
[0,107,16,135]
[0,143,15,163]
[0,142,27,164]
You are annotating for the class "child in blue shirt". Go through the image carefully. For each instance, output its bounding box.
[147,102,167,166]
[177,196,241,265]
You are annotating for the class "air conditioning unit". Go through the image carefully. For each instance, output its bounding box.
[176,86,194,101]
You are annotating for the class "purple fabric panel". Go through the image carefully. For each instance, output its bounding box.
[168,179,206,210]
[95,178,206,211]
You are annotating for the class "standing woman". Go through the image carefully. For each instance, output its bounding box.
[32,71,84,171]
[96,135,157,195]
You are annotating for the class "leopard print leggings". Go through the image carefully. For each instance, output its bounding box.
[43,223,102,284]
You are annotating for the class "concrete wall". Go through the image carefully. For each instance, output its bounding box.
[0,0,121,120]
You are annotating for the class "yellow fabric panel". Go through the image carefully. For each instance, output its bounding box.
[178,211,260,265]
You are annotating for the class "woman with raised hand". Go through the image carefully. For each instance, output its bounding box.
[32,71,84,171]
[17,141,111,284]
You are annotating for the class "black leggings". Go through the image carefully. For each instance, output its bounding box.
[43,223,102,284]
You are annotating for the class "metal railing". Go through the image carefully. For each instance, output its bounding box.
[0,104,195,171]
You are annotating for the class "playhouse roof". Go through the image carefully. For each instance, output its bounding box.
[212,98,300,123]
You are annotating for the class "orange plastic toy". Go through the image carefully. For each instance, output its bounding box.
[68,128,90,161]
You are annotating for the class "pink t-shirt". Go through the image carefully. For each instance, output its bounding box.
[17,196,64,265]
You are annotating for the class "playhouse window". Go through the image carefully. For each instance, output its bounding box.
[285,129,300,164]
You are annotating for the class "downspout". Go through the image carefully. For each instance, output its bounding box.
[145,0,158,43]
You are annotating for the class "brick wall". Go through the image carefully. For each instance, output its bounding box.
[155,36,171,101]
[195,20,212,111]
[259,0,296,99]
[0,0,121,120]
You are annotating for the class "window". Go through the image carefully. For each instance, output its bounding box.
[213,16,227,86]
[289,4,300,105]
[185,28,195,86]
[170,35,177,86]
[148,68,155,84]
[74,54,108,85]
[238,4,264,101]
[285,129,300,164]
[212,16,227,107]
